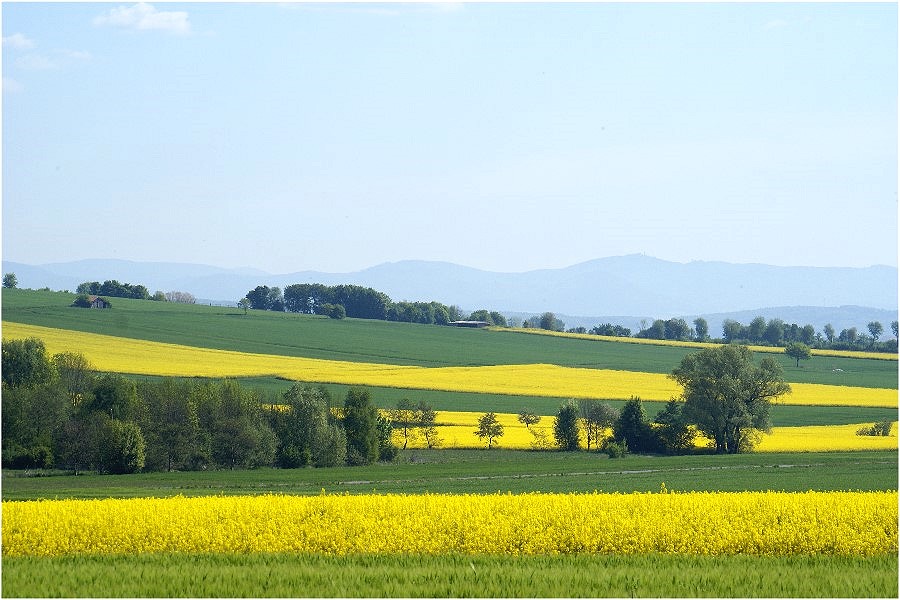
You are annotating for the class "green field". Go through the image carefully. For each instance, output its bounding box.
[3,289,897,388]
[4,450,896,501]
[4,553,895,598]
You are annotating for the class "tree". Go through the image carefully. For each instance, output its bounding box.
[322,303,346,319]
[344,387,379,465]
[52,352,94,407]
[653,399,695,454]
[671,345,790,454]
[823,323,835,345]
[553,399,580,451]
[763,318,785,346]
[86,374,141,422]
[892,321,899,339]
[140,378,202,472]
[722,319,745,343]
[539,312,564,331]
[693,318,709,341]
[517,410,540,429]
[3,272,18,288]
[747,316,766,343]
[664,318,691,341]
[246,286,272,310]
[613,397,654,453]
[868,321,884,346]
[98,418,146,474]
[2,337,53,389]
[267,287,285,312]
[414,400,441,448]
[475,412,504,449]
[238,297,251,315]
[391,398,418,450]
[784,342,812,367]
[580,400,618,451]
[208,380,276,469]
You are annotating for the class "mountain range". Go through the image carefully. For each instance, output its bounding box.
[3,255,897,334]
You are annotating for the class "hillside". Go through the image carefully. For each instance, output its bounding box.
[2,289,896,390]
[3,256,896,326]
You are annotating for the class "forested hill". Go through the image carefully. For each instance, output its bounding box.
[3,255,896,318]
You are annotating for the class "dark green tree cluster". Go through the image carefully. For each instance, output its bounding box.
[523,312,565,331]
[551,396,693,457]
[246,282,468,326]
[587,323,632,337]
[76,280,152,300]
[467,309,507,326]
[721,317,897,352]
[671,344,790,454]
[548,346,788,456]
[635,318,693,341]
[2,338,398,473]
[558,347,790,456]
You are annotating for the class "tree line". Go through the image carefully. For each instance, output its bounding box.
[243,283,482,325]
[569,315,898,353]
[3,333,809,473]
[1,337,403,473]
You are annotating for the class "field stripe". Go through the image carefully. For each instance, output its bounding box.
[3,321,896,408]
[497,327,900,360]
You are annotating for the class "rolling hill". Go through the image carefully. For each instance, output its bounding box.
[3,255,896,333]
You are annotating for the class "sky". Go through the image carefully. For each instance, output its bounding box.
[2,2,897,274]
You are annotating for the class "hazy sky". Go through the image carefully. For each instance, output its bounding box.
[3,2,897,273]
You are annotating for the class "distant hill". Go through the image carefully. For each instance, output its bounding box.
[3,256,896,334]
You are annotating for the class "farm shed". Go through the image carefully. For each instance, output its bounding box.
[89,296,111,309]
[448,320,491,328]
[73,295,111,309]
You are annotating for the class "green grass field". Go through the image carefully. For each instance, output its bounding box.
[3,289,897,388]
[4,553,896,598]
[4,450,896,501]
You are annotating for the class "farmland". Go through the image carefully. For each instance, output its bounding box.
[1,289,897,597]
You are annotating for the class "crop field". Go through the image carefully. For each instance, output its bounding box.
[3,290,897,389]
[2,290,897,597]
[3,489,896,596]
[3,321,897,408]
[5,491,896,556]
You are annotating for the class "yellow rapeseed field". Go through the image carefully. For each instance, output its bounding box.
[498,327,899,361]
[3,322,896,408]
[3,491,895,557]
[392,410,897,452]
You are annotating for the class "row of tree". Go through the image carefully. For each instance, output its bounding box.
[243,283,486,325]
[1,337,399,472]
[593,315,899,353]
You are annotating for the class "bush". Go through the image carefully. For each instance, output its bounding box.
[857,421,894,436]
[604,439,628,458]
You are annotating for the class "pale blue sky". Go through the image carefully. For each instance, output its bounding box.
[3,2,897,273]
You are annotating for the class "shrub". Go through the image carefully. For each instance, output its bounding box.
[604,439,628,458]
[857,421,894,437]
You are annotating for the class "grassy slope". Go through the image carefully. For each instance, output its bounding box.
[3,289,897,388]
